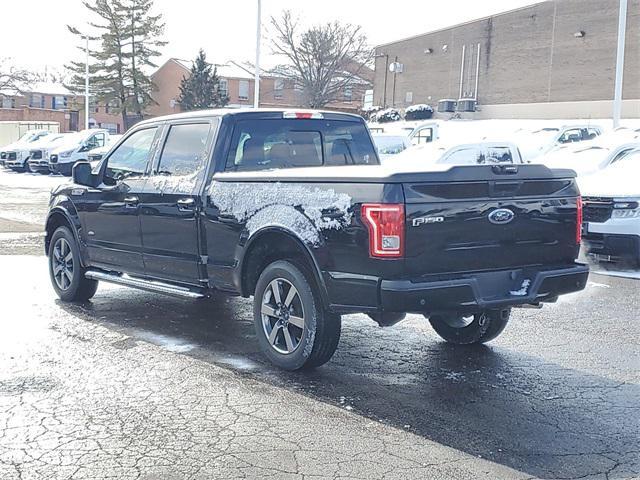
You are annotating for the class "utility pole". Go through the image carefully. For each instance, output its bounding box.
[613,0,628,128]
[254,0,261,109]
[85,34,90,130]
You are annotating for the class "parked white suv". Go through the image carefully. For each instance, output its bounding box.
[48,129,109,176]
[580,150,640,266]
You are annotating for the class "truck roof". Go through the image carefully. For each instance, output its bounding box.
[137,108,363,126]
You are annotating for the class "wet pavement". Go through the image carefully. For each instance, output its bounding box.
[0,169,639,479]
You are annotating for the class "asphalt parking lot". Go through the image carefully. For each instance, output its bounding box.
[0,170,638,479]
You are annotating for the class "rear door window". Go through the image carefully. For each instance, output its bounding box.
[156,123,211,176]
[226,119,377,171]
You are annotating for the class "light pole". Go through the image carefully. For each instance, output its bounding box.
[613,0,628,128]
[254,0,261,109]
[85,34,90,130]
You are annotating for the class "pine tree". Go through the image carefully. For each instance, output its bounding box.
[66,0,166,129]
[66,0,131,129]
[117,0,167,119]
[177,50,229,111]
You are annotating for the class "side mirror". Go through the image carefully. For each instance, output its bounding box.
[73,161,97,187]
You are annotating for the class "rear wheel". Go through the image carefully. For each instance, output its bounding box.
[253,260,341,370]
[48,226,98,301]
[427,309,510,345]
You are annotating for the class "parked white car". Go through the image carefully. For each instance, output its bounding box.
[580,150,640,266]
[514,124,602,161]
[86,134,123,163]
[385,141,523,169]
[1,130,53,168]
[48,129,110,176]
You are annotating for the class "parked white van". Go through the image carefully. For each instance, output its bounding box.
[48,129,109,176]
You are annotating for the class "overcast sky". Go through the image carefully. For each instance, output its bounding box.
[3,0,542,73]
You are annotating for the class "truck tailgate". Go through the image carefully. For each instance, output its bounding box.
[402,165,581,275]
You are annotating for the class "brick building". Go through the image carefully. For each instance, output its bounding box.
[148,58,371,117]
[373,0,640,119]
[0,81,125,133]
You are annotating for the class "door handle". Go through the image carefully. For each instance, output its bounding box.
[177,198,195,210]
[124,195,139,207]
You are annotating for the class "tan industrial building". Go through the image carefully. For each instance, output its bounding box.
[373,0,639,119]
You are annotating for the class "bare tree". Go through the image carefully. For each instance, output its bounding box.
[269,11,372,108]
[0,58,35,96]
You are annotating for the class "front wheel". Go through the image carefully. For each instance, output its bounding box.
[427,309,511,345]
[48,226,98,301]
[253,260,341,370]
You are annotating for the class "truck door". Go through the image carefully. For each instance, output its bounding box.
[138,121,214,285]
[77,126,160,274]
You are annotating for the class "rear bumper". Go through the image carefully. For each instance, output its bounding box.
[379,264,589,313]
[583,233,640,263]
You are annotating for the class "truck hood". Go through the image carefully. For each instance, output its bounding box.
[578,165,640,198]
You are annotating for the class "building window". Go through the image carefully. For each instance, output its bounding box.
[1,96,15,109]
[344,85,353,102]
[218,78,229,98]
[52,95,67,110]
[274,78,284,99]
[238,80,249,101]
[405,91,413,103]
[30,94,45,108]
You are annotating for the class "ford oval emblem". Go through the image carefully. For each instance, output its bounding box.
[488,208,515,225]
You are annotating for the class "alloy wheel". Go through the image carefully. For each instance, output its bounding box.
[261,278,305,354]
[52,238,74,290]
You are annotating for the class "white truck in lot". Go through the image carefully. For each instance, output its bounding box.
[25,134,71,174]
[0,130,54,168]
[48,129,109,175]
[580,150,640,267]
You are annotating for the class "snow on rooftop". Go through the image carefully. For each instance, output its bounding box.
[172,58,254,80]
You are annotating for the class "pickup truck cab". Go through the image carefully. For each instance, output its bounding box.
[45,109,588,370]
[48,129,109,175]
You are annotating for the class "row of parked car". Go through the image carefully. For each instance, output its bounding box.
[369,121,640,267]
[0,129,121,176]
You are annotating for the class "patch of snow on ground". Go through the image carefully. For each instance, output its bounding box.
[209,181,353,245]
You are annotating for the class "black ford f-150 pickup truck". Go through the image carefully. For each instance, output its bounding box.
[45,109,588,370]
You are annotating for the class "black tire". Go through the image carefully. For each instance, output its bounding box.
[253,260,341,370]
[427,309,511,345]
[27,162,38,174]
[48,226,98,302]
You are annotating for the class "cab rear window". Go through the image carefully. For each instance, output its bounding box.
[225,119,378,171]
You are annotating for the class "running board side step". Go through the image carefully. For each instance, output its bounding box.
[85,270,206,299]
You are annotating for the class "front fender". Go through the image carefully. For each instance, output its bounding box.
[45,197,87,265]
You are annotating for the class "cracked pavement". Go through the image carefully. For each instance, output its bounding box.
[0,169,639,479]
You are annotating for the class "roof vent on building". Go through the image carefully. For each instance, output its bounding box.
[573,30,585,38]
[424,48,433,54]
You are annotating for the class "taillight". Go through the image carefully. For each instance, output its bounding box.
[576,196,583,244]
[361,203,405,258]
[282,111,324,119]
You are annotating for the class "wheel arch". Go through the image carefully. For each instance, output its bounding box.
[45,205,86,265]
[236,226,330,309]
